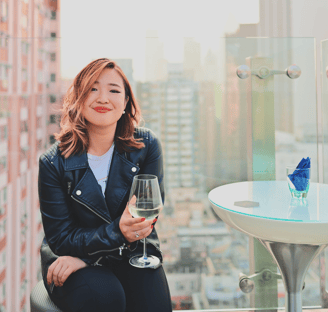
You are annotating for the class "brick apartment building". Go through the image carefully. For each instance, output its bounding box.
[0,0,61,311]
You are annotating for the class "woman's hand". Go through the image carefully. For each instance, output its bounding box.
[119,198,155,243]
[47,256,88,287]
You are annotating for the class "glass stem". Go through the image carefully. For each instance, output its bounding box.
[143,238,148,261]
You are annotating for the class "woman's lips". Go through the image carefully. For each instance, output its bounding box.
[94,107,111,113]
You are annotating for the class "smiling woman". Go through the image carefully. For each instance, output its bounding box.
[38,58,171,312]
[81,68,130,155]
[54,59,145,158]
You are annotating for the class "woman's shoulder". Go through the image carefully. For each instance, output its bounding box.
[134,127,159,142]
[39,141,62,166]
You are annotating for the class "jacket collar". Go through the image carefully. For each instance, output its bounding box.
[64,150,89,171]
[67,146,140,222]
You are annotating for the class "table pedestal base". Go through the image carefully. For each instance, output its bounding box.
[257,239,327,312]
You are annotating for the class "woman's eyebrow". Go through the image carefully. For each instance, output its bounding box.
[94,81,122,88]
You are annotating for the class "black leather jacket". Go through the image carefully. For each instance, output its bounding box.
[38,127,164,294]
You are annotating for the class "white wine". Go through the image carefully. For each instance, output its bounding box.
[129,203,163,220]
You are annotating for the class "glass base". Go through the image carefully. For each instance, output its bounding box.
[129,255,160,268]
[287,178,309,198]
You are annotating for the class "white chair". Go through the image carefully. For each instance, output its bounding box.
[30,280,62,312]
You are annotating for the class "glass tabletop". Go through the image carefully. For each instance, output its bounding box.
[208,181,328,223]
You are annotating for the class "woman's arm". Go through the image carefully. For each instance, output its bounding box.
[39,155,128,259]
[139,130,165,204]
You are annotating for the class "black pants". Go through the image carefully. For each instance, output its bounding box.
[46,258,172,312]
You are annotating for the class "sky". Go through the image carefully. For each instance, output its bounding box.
[60,0,259,81]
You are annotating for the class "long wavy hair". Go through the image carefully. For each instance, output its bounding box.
[54,58,145,158]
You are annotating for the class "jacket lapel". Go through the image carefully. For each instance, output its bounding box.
[104,148,140,219]
[65,151,112,223]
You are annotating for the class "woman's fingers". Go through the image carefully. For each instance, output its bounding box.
[50,262,64,287]
[132,219,154,231]
[135,224,153,239]
[47,256,87,287]
[47,261,57,285]
[59,267,73,285]
[119,200,158,242]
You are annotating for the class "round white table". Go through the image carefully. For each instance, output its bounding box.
[208,181,328,312]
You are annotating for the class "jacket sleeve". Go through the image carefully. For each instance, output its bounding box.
[38,155,127,259]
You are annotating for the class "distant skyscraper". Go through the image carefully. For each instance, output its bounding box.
[203,49,219,83]
[145,30,167,82]
[138,63,200,189]
[0,1,61,311]
[183,38,202,82]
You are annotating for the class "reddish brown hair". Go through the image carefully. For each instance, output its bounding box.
[54,58,145,158]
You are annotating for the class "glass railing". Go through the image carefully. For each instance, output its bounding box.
[321,38,328,307]
[151,37,321,310]
[0,35,327,311]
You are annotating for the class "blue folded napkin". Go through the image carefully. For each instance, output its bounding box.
[288,157,311,191]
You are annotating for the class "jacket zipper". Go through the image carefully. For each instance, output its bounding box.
[92,256,103,266]
[71,195,112,224]
[87,243,128,256]
[71,195,126,259]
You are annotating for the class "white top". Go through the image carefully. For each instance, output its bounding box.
[87,143,115,196]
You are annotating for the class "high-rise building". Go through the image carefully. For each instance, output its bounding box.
[183,38,202,82]
[145,30,167,82]
[0,1,61,311]
[138,63,200,190]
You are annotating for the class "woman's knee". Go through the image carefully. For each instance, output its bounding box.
[54,281,126,312]
[51,267,126,312]
[91,282,126,312]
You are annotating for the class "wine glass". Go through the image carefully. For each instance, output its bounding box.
[128,174,163,268]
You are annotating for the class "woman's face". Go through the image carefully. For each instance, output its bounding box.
[82,67,128,131]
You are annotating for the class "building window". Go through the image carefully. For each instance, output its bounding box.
[0,156,7,171]
[21,16,28,29]
[176,281,184,290]
[38,71,43,83]
[51,11,56,20]
[22,69,28,82]
[4,125,7,139]
[50,73,56,82]
[21,42,29,55]
[3,187,6,203]
[50,32,56,38]
[1,2,8,22]
[50,53,56,62]
[20,120,28,132]
[49,114,57,124]
[49,135,56,144]
[49,95,56,103]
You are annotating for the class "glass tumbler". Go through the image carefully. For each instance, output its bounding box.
[286,166,311,198]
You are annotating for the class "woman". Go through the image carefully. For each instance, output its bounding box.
[38,58,172,312]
